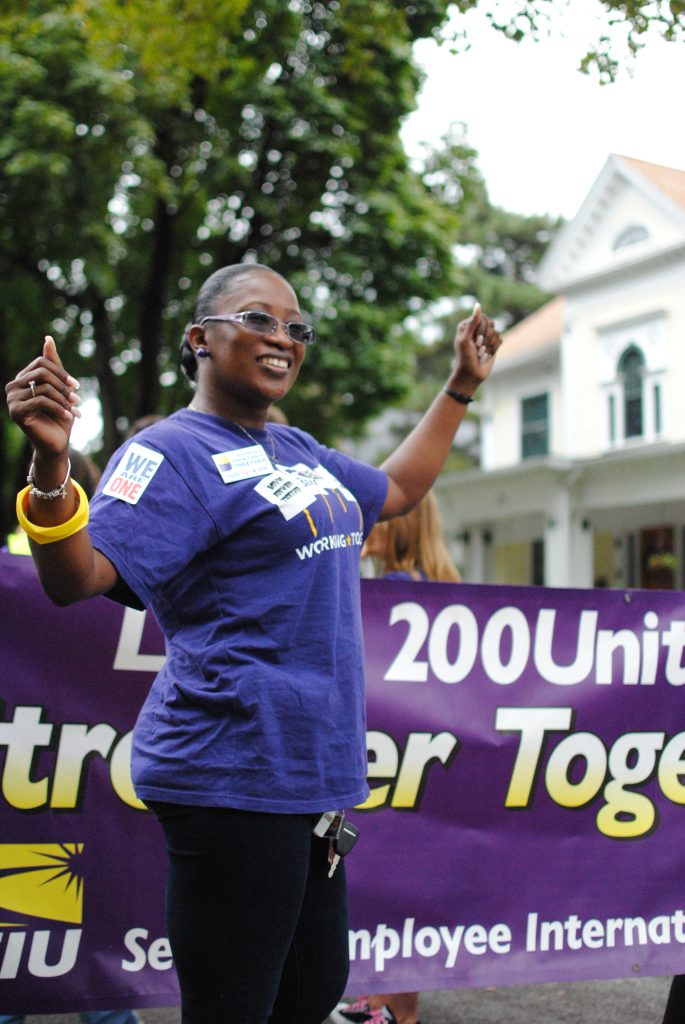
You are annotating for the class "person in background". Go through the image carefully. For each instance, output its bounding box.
[125,414,165,438]
[662,976,685,1022]
[331,491,460,1024]
[5,262,499,1023]
[362,490,461,586]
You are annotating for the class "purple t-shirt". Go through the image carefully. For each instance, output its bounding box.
[88,409,388,813]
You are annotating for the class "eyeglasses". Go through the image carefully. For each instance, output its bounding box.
[200,310,316,346]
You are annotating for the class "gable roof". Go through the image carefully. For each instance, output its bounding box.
[495,295,564,369]
[494,155,685,368]
[538,154,685,292]
[618,155,685,211]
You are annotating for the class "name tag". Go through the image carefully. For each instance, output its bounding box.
[212,445,273,483]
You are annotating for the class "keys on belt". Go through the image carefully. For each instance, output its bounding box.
[313,810,360,878]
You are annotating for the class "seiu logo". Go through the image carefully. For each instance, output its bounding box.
[0,843,83,979]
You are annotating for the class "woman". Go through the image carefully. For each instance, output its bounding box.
[5,263,500,1024]
[363,490,461,585]
[332,492,459,1024]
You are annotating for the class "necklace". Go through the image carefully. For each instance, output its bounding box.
[232,420,277,463]
[187,404,279,464]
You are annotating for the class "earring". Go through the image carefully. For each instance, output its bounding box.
[196,346,210,359]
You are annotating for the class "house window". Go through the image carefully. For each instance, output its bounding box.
[612,224,649,250]
[618,346,644,438]
[608,394,616,444]
[601,314,666,450]
[654,383,662,436]
[521,393,549,459]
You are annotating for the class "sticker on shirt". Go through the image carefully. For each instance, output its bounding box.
[102,442,164,505]
[288,463,357,504]
[280,463,362,532]
[254,469,317,521]
[212,445,273,484]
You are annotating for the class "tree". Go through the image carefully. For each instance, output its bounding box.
[382,127,558,470]
[0,0,463,433]
[1,0,682,539]
[0,0,463,538]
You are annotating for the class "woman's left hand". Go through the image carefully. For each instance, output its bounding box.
[379,300,502,520]
[450,302,502,395]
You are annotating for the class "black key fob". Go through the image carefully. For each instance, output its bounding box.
[333,821,359,858]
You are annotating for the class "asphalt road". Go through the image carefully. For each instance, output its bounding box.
[24,974,673,1023]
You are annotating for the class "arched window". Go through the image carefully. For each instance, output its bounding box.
[602,318,665,450]
[618,345,645,438]
[612,224,649,250]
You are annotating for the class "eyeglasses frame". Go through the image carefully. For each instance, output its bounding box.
[199,311,316,346]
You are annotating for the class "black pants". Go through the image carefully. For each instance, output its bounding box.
[150,803,349,1024]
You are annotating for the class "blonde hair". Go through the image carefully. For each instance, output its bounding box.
[371,491,461,583]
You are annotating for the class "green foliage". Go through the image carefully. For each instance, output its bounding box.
[447,0,685,82]
[397,130,558,456]
[0,0,464,537]
[1,0,682,538]
[458,204,560,329]
[413,195,557,396]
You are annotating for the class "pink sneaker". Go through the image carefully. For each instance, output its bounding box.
[329,999,397,1024]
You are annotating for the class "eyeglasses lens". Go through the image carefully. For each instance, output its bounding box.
[233,311,314,345]
[244,312,275,333]
[288,323,314,344]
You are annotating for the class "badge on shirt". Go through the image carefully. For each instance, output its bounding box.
[212,445,273,483]
[103,443,164,505]
[253,468,318,520]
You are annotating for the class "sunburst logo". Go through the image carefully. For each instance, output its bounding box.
[0,844,84,925]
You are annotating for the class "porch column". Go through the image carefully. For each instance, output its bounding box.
[544,492,593,589]
[464,527,493,584]
[568,515,594,588]
[544,491,573,587]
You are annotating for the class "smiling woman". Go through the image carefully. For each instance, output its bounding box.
[4,260,501,1023]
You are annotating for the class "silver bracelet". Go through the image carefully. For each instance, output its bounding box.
[27,458,72,500]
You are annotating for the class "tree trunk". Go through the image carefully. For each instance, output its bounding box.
[136,200,175,423]
[88,287,121,460]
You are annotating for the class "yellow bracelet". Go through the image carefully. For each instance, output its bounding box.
[16,480,90,545]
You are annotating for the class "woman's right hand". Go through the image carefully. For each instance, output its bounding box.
[5,336,119,607]
[5,335,81,457]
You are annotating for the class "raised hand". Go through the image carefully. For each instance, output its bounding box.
[5,335,81,456]
[451,302,502,393]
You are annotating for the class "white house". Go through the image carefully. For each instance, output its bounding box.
[437,154,685,591]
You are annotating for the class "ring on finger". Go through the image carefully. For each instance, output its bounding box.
[28,380,37,399]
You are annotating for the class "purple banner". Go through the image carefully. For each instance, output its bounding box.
[1,551,685,1009]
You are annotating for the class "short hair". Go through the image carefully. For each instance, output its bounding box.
[179,263,281,383]
[125,414,165,439]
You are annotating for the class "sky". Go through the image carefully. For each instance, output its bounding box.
[401,2,685,220]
